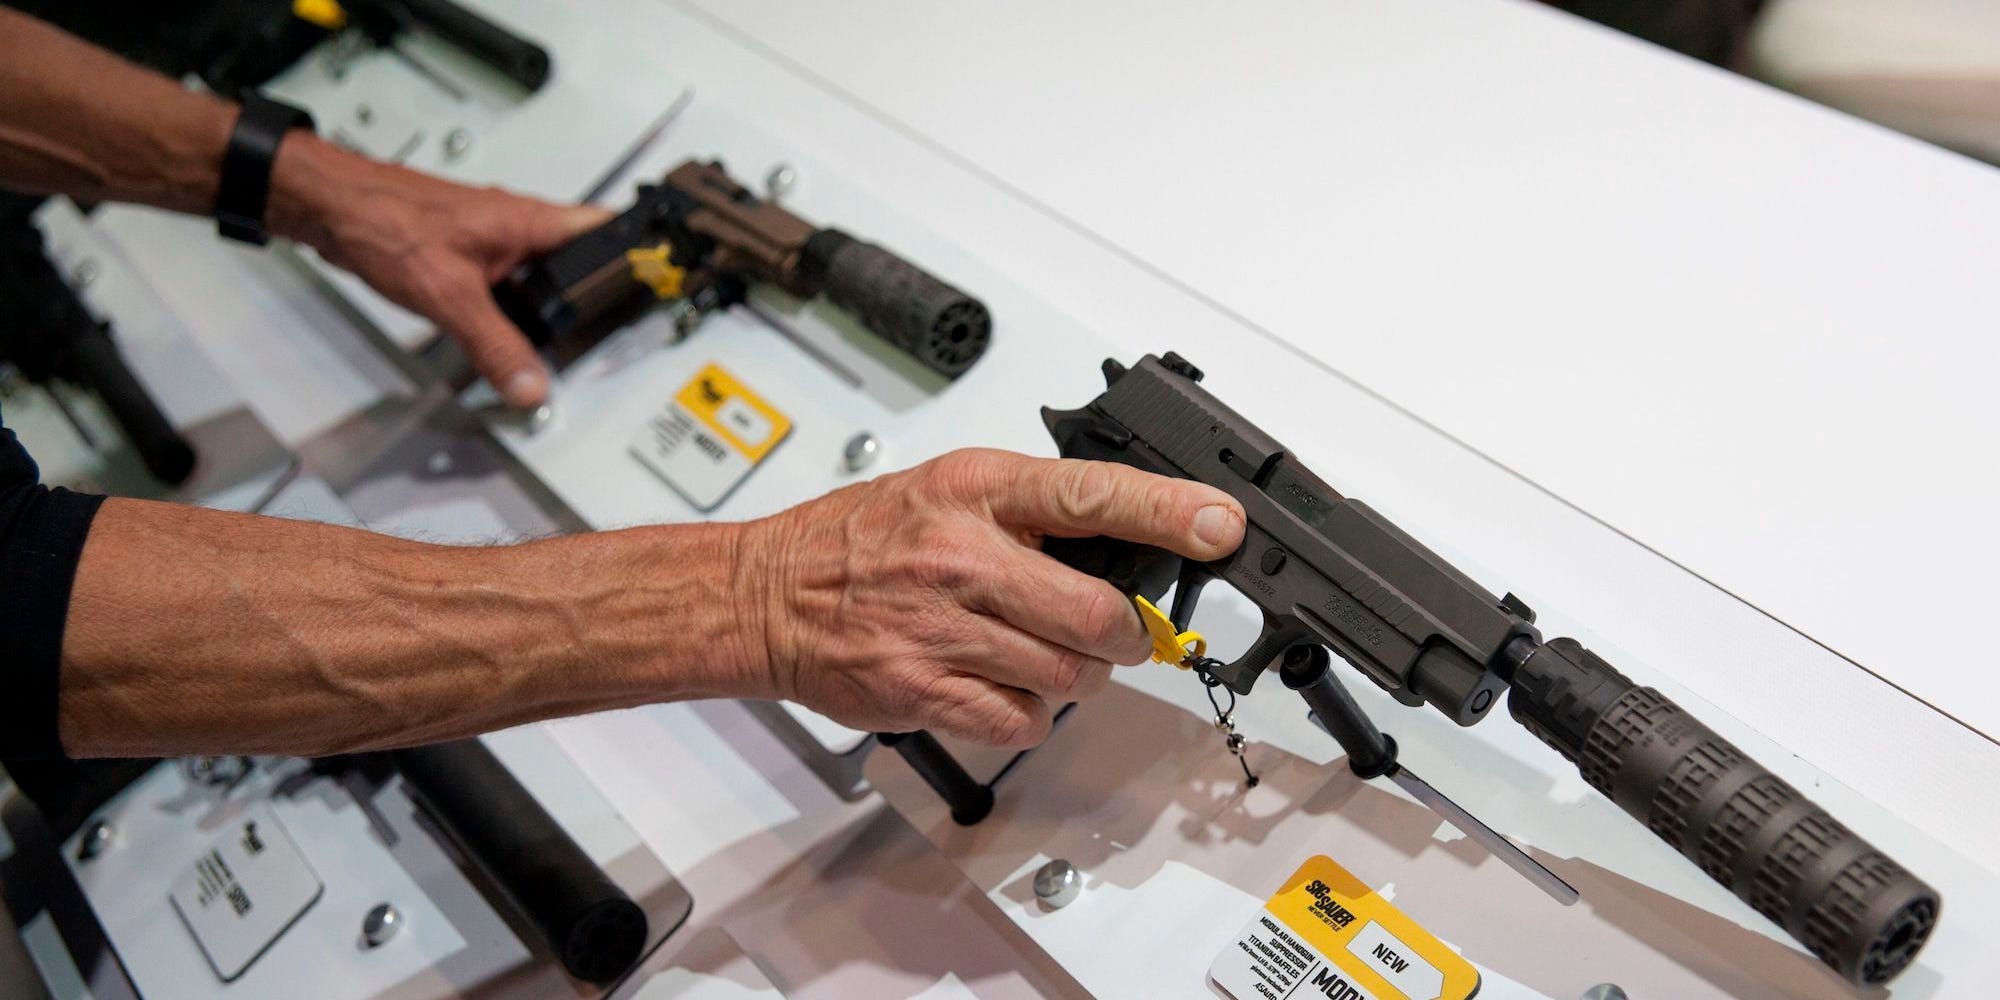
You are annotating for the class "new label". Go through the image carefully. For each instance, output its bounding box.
[1208,856,1478,1000]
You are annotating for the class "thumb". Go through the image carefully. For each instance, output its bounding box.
[991,457,1246,562]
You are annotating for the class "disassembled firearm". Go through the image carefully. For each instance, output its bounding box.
[884,352,1938,988]
[493,159,992,378]
[0,200,196,485]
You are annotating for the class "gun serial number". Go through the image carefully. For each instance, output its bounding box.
[1231,563,1277,598]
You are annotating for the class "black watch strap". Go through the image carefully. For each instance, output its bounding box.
[216,95,316,246]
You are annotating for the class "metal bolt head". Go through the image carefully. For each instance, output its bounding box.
[1580,985,1628,1000]
[362,903,402,948]
[764,163,797,203]
[70,259,98,289]
[843,432,880,473]
[443,128,472,160]
[76,819,113,861]
[1033,859,1082,909]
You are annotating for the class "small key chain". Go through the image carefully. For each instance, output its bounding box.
[1133,597,1259,788]
[1191,656,1259,788]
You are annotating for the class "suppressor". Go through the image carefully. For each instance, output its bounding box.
[391,740,647,984]
[1506,638,1939,986]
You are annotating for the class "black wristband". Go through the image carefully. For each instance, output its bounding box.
[216,94,316,246]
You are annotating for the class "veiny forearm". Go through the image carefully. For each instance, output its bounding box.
[0,9,235,213]
[60,499,758,758]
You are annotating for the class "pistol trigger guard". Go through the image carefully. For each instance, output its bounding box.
[1205,614,1311,696]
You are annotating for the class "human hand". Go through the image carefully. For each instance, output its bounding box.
[268,136,610,408]
[731,449,1246,748]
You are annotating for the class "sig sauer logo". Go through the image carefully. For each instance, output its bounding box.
[1323,596,1384,648]
[1301,879,1357,932]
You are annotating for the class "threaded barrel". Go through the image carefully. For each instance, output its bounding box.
[1508,639,1938,985]
[802,230,990,378]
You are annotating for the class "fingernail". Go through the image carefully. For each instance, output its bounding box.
[502,369,548,408]
[1193,504,1239,549]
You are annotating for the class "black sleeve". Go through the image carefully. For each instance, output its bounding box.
[0,407,106,760]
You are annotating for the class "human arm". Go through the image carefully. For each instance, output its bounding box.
[0,7,603,407]
[57,449,1244,758]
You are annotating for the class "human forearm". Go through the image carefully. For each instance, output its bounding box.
[0,9,234,212]
[0,9,605,407]
[60,498,753,757]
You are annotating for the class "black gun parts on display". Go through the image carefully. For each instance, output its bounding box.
[493,159,992,378]
[389,740,648,984]
[893,352,1939,988]
[207,0,553,97]
[0,203,197,485]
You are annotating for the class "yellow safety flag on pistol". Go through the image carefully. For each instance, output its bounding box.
[626,245,687,299]
[293,0,349,30]
[1133,596,1204,668]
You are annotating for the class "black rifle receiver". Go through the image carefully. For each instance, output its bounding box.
[1041,353,1940,986]
[0,209,196,485]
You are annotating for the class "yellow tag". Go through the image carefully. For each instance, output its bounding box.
[292,0,348,30]
[631,363,793,512]
[1208,856,1479,1000]
[672,364,789,462]
[626,245,686,299]
[1133,596,1204,667]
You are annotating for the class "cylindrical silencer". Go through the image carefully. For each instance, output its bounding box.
[1507,638,1938,986]
[394,0,553,91]
[800,230,991,378]
[390,740,647,984]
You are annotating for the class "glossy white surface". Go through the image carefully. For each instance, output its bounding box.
[40,1,2000,998]
[675,0,2000,747]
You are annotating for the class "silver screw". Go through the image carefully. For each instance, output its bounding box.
[527,402,555,434]
[671,302,702,341]
[1581,986,1628,1000]
[362,903,402,948]
[425,450,452,475]
[842,432,880,473]
[764,163,797,203]
[70,259,98,289]
[443,128,472,160]
[1033,859,1082,909]
[77,820,113,861]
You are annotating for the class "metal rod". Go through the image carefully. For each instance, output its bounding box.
[1388,767,1579,906]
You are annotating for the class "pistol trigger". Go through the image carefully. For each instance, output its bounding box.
[1167,562,1214,633]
